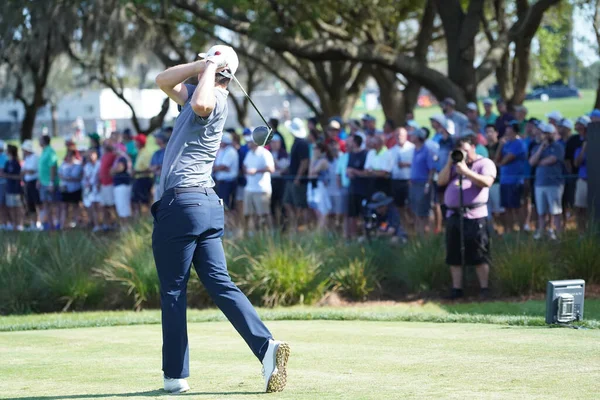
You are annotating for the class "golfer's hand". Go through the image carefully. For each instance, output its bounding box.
[455,161,469,176]
[204,54,228,72]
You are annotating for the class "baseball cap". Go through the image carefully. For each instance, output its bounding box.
[405,120,420,129]
[528,117,541,127]
[429,114,448,130]
[154,132,168,143]
[21,139,35,153]
[88,132,101,141]
[242,128,252,137]
[222,132,233,144]
[589,109,600,119]
[539,122,556,134]
[328,120,341,130]
[198,45,239,77]
[466,102,478,111]
[483,98,494,106]
[361,113,376,122]
[559,119,573,130]
[546,110,563,121]
[576,115,591,127]
[410,128,428,140]
[135,134,147,146]
[441,98,456,107]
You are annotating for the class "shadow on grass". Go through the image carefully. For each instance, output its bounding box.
[8,390,263,399]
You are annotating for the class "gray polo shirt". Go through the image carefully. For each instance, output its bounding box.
[158,84,228,196]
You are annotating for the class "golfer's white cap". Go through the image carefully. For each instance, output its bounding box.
[199,45,239,77]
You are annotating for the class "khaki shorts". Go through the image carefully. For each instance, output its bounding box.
[244,191,271,216]
[575,179,587,209]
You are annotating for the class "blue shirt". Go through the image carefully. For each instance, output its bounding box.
[500,138,526,185]
[3,159,21,194]
[575,147,587,180]
[0,153,7,185]
[158,84,228,197]
[59,162,83,193]
[348,150,369,196]
[522,136,533,179]
[410,146,435,183]
[435,136,454,172]
[150,148,166,184]
[533,142,565,187]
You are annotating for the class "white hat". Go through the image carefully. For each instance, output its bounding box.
[466,102,478,111]
[483,98,494,106]
[540,122,556,134]
[429,114,448,130]
[221,132,233,145]
[328,120,341,130]
[21,139,35,153]
[0,140,5,151]
[285,118,307,139]
[546,110,563,122]
[576,116,591,127]
[559,119,573,130]
[198,45,239,77]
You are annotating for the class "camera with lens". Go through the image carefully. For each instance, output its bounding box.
[361,199,380,240]
[451,149,467,164]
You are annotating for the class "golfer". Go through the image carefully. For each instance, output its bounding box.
[153,45,289,394]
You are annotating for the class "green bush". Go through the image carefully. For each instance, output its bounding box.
[95,222,160,310]
[230,233,329,306]
[492,234,558,296]
[2,221,600,315]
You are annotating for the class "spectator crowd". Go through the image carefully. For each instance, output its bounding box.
[0,99,597,241]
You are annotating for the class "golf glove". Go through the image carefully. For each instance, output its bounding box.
[203,53,228,70]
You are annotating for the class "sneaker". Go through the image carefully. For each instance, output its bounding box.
[533,231,542,240]
[262,339,290,393]
[523,224,532,232]
[92,226,102,233]
[548,230,558,241]
[163,376,190,394]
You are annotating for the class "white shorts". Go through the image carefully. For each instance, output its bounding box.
[83,188,101,208]
[574,179,587,209]
[243,190,271,216]
[100,185,115,206]
[114,184,132,218]
[535,185,564,216]
[488,183,505,214]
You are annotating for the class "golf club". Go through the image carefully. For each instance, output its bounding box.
[230,74,274,146]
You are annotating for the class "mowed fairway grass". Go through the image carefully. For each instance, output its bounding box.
[1,305,600,400]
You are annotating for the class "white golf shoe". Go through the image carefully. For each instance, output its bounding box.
[163,376,190,394]
[262,339,290,393]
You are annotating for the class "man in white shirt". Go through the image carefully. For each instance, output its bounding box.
[364,135,394,195]
[213,132,239,214]
[21,140,41,230]
[243,137,275,231]
[388,128,415,211]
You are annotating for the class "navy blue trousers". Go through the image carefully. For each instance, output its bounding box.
[151,187,272,379]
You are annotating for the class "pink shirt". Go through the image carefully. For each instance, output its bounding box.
[444,156,497,219]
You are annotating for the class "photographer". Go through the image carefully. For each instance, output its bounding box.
[363,191,408,244]
[438,135,497,300]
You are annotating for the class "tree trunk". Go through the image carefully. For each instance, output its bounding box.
[20,105,38,142]
[51,102,58,138]
[372,67,405,125]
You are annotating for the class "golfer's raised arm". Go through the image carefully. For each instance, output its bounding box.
[190,62,218,118]
[155,61,206,106]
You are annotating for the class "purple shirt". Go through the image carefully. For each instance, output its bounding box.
[444,156,497,219]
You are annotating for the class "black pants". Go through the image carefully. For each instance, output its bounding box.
[445,215,491,266]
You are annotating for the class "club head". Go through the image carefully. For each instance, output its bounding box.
[252,125,273,147]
